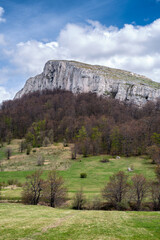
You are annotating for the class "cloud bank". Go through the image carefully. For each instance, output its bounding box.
[9,19,160,83]
[1,17,160,102]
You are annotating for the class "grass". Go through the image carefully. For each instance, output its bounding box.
[0,140,157,200]
[0,141,159,239]
[0,203,160,240]
[66,60,160,88]
[0,140,71,172]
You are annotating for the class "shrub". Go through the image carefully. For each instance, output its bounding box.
[19,140,27,153]
[71,145,77,160]
[43,137,50,147]
[26,145,31,155]
[80,173,87,178]
[7,179,17,185]
[37,155,45,166]
[63,138,68,147]
[100,158,110,163]
[5,148,12,160]
[89,196,102,210]
[72,189,86,210]
[116,201,130,211]
[7,179,22,186]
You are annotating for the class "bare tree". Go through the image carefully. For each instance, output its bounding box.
[150,181,160,210]
[5,148,12,160]
[102,171,129,208]
[43,170,67,208]
[19,140,26,153]
[150,166,160,210]
[6,132,12,145]
[43,137,50,147]
[22,170,43,205]
[146,145,160,164]
[72,189,86,210]
[155,165,160,182]
[130,174,148,210]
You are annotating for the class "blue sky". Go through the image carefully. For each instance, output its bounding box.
[0,0,160,102]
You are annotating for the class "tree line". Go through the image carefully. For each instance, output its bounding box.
[0,90,160,157]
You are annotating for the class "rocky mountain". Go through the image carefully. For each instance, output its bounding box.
[15,60,160,106]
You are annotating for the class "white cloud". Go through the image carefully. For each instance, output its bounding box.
[0,86,13,103]
[0,7,6,23]
[10,40,63,75]
[8,18,160,83]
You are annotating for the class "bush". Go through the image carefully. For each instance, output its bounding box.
[7,179,22,186]
[100,158,110,163]
[80,173,87,178]
[88,196,102,210]
[7,179,17,185]
[116,201,130,211]
[26,145,31,155]
[72,189,86,210]
[43,137,50,147]
[37,155,45,166]
[32,149,36,153]
[5,148,12,160]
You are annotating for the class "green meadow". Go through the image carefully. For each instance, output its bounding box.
[0,140,160,240]
[0,140,157,200]
[0,203,160,240]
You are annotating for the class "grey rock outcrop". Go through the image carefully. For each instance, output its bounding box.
[15,60,160,106]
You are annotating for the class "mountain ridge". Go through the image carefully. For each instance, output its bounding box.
[15,60,160,106]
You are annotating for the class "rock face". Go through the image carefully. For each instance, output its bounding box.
[15,60,160,106]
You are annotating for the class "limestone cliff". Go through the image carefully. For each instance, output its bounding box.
[15,60,160,106]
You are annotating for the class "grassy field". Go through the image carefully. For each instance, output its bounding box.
[0,203,160,240]
[0,140,157,200]
[0,141,159,240]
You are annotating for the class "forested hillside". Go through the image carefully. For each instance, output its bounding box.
[0,90,160,156]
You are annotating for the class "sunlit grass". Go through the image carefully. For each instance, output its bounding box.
[0,203,160,240]
[0,140,156,200]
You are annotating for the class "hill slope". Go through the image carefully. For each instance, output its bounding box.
[15,60,160,106]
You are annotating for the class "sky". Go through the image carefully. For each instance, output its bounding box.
[1,0,160,102]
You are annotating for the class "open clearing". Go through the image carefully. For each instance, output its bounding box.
[0,140,156,200]
[0,203,160,240]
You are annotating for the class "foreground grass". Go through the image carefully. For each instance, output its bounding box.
[0,203,160,240]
